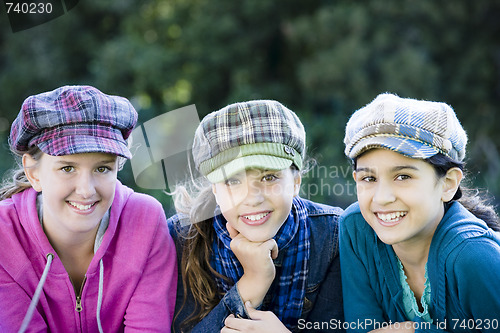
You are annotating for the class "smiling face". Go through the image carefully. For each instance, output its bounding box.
[23,152,118,242]
[354,149,452,249]
[212,168,301,242]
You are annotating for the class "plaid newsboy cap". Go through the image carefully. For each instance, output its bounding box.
[193,100,306,183]
[10,85,138,159]
[344,93,467,162]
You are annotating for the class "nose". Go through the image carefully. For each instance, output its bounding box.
[74,172,97,199]
[242,179,265,207]
[372,181,396,205]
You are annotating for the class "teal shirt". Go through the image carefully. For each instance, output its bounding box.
[397,257,432,323]
[339,201,500,333]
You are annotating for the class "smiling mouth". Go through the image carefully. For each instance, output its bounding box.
[376,211,407,225]
[242,212,270,221]
[240,211,271,225]
[68,201,97,211]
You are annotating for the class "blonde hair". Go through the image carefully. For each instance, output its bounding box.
[0,147,42,201]
[0,140,129,201]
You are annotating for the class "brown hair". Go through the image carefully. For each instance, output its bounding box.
[169,162,308,331]
[169,179,226,331]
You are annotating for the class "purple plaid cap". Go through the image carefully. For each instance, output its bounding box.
[9,85,138,159]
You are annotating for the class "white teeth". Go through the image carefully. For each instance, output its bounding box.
[377,211,406,222]
[69,202,93,211]
[243,212,270,221]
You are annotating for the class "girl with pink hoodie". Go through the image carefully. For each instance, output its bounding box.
[0,85,177,332]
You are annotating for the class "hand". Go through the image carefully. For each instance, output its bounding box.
[221,302,291,333]
[226,222,278,307]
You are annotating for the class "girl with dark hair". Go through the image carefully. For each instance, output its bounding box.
[340,93,500,333]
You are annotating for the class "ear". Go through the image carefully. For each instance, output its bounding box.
[22,154,42,192]
[441,167,463,202]
[352,170,357,182]
[293,173,302,197]
[211,183,223,206]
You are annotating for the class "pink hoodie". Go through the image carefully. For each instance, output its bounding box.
[0,181,177,332]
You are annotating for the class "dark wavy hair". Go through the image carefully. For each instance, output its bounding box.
[353,152,499,231]
[426,153,500,231]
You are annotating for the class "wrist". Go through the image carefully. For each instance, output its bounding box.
[237,274,273,307]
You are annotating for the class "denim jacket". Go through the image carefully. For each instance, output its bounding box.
[168,197,345,333]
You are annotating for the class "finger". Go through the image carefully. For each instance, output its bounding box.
[224,314,253,331]
[264,238,279,259]
[244,301,258,320]
[245,301,271,321]
[224,314,238,329]
[226,222,240,239]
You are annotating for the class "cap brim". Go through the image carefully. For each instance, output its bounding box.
[349,136,440,160]
[37,135,131,159]
[206,155,293,183]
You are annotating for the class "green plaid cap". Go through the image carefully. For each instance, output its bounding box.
[193,100,305,183]
[344,93,467,161]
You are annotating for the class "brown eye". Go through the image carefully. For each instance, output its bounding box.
[96,166,108,173]
[262,174,278,182]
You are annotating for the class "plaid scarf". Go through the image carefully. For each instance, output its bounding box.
[211,197,310,329]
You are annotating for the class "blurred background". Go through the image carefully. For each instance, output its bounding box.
[1,0,499,216]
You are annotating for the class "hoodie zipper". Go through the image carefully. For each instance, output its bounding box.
[75,276,87,312]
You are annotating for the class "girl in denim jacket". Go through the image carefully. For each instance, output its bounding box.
[340,93,500,332]
[168,100,345,332]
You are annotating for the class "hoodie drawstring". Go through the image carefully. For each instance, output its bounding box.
[96,258,104,333]
[18,255,105,333]
[18,253,54,333]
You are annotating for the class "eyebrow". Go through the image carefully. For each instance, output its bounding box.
[355,165,420,173]
[54,159,117,166]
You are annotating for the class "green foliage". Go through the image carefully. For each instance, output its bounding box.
[1,0,499,212]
